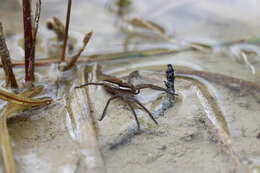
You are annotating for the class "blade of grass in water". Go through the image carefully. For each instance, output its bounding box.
[0,88,51,106]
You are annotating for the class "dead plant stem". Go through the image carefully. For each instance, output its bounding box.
[0,23,18,88]
[28,0,42,82]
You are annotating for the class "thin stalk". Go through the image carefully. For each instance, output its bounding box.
[22,0,34,82]
[60,0,72,62]
[28,0,42,82]
[0,22,18,88]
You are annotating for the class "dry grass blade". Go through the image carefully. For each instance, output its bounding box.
[5,86,49,117]
[59,32,93,71]
[0,86,52,173]
[0,23,18,88]
[0,88,52,106]
[176,69,260,94]
[188,42,213,51]
[126,18,216,51]
[125,17,180,44]
[0,113,15,173]
[128,18,165,34]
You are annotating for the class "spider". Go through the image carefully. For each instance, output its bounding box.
[75,71,176,129]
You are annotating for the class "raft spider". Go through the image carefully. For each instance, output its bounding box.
[75,67,176,129]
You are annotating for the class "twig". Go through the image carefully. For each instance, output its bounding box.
[0,22,18,88]
[59,32,93,71]
[60,0,72,62]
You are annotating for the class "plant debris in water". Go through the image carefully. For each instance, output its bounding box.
[155,64,177,116]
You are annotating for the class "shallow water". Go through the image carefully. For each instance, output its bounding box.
[0,0,260,173]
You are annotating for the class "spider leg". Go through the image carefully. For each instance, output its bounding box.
[99,95,119,121]
[135,84,177,95]
[133,98,158,126]
[136,84,168,92]
[75,82,105,89]
[126,101,140,129]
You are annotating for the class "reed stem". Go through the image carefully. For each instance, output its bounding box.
[60,0,72,62]
[22,0,34,82]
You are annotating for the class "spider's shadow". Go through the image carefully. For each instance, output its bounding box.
[108,127,157,150]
